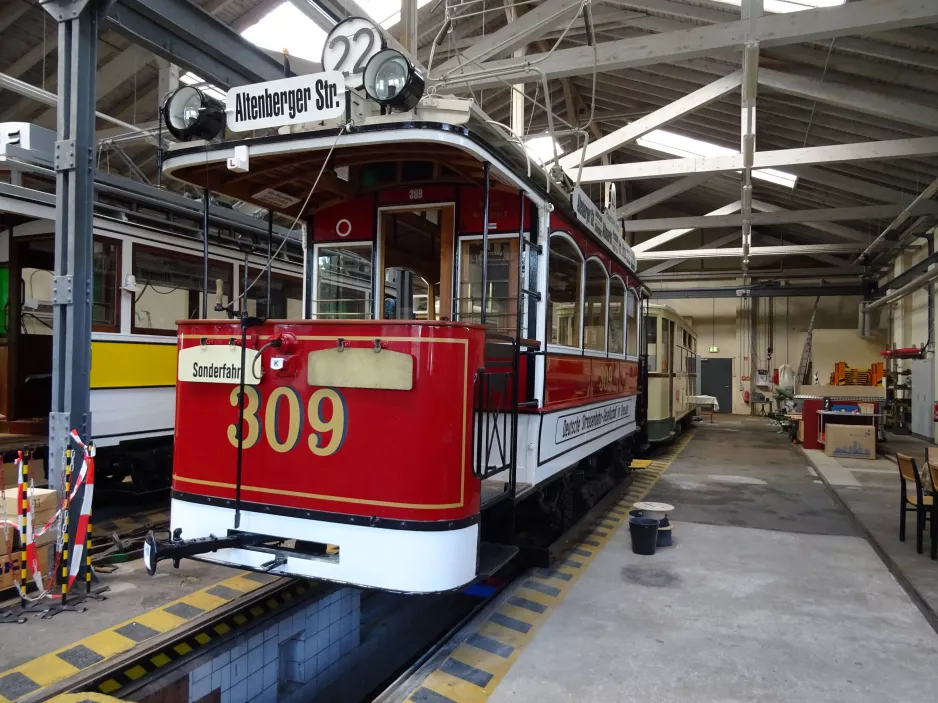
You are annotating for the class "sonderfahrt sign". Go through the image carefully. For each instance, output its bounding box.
[226,72,346,132]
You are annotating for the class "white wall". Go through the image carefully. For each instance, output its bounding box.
[652,280,885,414]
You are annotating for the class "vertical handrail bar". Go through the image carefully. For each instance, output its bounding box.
[266,210,273,318]
[480,162,491,326]
[201,188,209,318]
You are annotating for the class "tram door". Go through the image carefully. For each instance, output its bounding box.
[666,320,675,420]
[4,236,54,429]
[379,206,455,321]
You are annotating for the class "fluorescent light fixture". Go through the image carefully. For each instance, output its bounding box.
[179,72,226,102]
[524,135,562,165]
[637,128,798,189]
[711,0,845,13]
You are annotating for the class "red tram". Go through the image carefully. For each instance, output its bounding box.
[144,39,648,593]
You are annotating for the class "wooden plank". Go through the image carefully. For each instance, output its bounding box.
[440,205,455,321]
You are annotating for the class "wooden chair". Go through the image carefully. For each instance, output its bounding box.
[926,448,938,560]
[897,453,933,554]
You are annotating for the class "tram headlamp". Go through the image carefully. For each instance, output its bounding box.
[161,86,226,142]
[363,49,425,111]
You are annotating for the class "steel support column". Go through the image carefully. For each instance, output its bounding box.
[42,0,107,490]
[739,0,759,275]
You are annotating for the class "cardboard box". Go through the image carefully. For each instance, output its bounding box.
[824,424,876,460]
[1,487,58,547]
[0,543,52,591]
[797,420,804,443]
[2,459,47,489]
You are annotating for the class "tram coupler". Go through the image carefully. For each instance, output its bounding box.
[143,529,274,576]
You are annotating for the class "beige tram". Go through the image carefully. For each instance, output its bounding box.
[646,304,698,442]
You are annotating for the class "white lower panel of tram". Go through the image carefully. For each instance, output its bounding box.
[170,498,479,593]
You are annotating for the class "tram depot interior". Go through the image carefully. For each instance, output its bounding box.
[3,0,938,702]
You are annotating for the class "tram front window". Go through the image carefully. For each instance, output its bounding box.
[379,207,454,322]
[316,245,373,319]
[457,239,518,335]
[246,269,304,319]
[384,268,432,320]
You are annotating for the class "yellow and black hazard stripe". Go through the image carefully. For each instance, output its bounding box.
[91,580,319,696]
[0,571,292,703]
[403,432,695,703]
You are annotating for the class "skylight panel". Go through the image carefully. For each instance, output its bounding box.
[355,0,436,28]
[240,3,326,62]
[524,135,562,165]
[711,0,845,14]
[636,129,798,189]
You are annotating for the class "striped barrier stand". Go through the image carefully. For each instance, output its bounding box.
[81,442,105,601]
[17,451,49,614]
[42,447,87,618]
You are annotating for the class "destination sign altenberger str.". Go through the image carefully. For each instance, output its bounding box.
[226,72,346,132]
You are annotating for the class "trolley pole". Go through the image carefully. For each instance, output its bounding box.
[43,0,108,491]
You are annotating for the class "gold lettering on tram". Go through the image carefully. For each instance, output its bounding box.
[597,365,615,393]
[227,386,262,449]
[225,386,348,456]
[308,388,347,457]
[265,387,304,453]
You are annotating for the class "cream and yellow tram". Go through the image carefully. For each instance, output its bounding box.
[0,122,303,489]
[645,304,698,443]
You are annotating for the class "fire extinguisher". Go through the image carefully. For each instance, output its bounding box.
[933,402,938,422]
[744,391,750,403]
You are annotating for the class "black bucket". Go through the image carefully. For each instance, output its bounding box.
[656,516,673,547]
[629,517,659,555]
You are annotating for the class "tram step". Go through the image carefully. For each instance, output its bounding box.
[477,542,520,578]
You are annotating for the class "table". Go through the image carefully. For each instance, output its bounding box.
[688,395,719,423]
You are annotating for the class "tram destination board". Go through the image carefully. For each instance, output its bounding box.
[226,72,346,131]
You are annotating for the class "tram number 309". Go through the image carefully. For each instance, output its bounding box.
[226,387,348,456]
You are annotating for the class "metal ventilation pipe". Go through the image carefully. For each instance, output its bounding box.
[864,263,938,313]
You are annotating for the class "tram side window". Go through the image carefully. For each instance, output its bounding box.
[547,235,582,348]
[608,277,626,355]
[584,259,608,352]
[316,245,373,319]
[646,314,658,371]
[93,238,121,332]
[625,289,638,357]
[246,270,304,319]
[132,246,232,334]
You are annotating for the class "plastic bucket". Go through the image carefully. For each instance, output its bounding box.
[629,517,659,555]
[656,516,673,547]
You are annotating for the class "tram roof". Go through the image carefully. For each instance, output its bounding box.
[161,103,638,274]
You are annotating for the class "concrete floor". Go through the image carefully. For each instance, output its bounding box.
[488,417,938,703]
[804,437,938,624]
